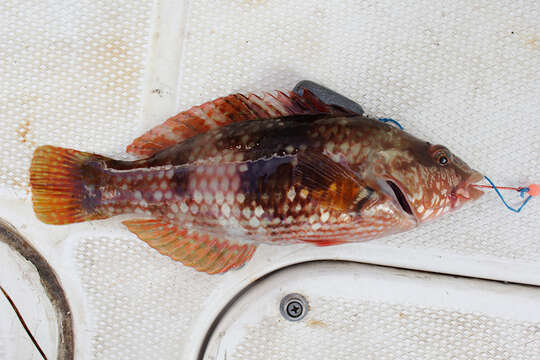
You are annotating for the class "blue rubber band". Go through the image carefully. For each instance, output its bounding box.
[378,118,404,129]
[483,176,532,213]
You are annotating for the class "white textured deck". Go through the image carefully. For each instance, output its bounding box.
[0,1,538,359]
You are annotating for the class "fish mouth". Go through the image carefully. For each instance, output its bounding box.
[450,171,485,207]
[385,180,414,217]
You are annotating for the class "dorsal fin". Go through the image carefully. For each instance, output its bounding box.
[127,90,353,157]
[122,218,257,274]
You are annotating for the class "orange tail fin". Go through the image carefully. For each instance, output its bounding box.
[29,145,111,225]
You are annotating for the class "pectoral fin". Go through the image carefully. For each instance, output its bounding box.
[294,152,373,211]
[122,219,257,274]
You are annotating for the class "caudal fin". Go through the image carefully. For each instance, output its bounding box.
[29,145,111,225]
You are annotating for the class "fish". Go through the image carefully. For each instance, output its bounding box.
[29,90,484,274]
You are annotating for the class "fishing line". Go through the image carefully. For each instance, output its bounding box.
[471,177,538,213]
[0,285,49,360]
[378,118,404,129]
[378,117,537,213]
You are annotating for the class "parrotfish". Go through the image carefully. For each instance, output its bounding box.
[29,90,484,274]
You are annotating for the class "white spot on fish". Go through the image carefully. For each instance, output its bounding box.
[216,191,224,204]
[167,212,175,219]
[321,211,329,222]
[239,164,248,172]
[161,181,168,190]
[330,153,341,163]
[231,177,240,191]
[221,203,230,217]
[254,206,264,217]
[295,204,302,213]
[417,205,424,213]
[249,217,260,227]
[194,191,203,204]
[226,192,235,205]
[121,184,128,191]
[146,173,153,181]
[158,171,165,179]
[351,143,361,156]
[190,204,199,214]
[285,145,294,154]
[210,178,218,191]
[299,189,309,199]
[166,169,174,179]
[134,191,142,200]
[221,178,229,191]
[236,193,245,204]
[309,214,319,223]
[204,192,214,204]
[171,203,179,213]
[287,187,296,202]
[154,191,163,201]
[165,191,172,200]
[217,165,225,176]
[200,179,207,190]
[180,202,188,213]
[312,223,322,230]
[242,208,252,219]
[325,142,335,153]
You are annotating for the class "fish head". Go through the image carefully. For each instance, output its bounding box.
[373,136,484,224]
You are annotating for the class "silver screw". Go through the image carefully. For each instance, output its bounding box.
[280,293,308,321]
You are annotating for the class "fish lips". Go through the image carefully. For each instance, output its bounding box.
[451,171,485,206]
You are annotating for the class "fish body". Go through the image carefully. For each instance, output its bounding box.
[30,91,483,273]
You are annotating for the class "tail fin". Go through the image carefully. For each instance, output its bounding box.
[29,145,111,225]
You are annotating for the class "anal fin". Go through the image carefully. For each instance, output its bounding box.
[122,219,257,274]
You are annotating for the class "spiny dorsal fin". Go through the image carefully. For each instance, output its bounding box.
[122,218,257,274]
[294,152,372,211]
[127,90,354,157]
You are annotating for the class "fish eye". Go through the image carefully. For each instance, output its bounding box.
[436,152,449,166]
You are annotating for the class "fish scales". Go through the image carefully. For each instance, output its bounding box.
[29,90,484,273]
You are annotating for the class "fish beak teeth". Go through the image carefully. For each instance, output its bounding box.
[456,188,470,198]
[465,171,485,200]
[468,171,484,184]
[454,171,485,202]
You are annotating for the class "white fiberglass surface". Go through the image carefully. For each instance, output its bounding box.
[0,0,538,359]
